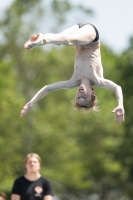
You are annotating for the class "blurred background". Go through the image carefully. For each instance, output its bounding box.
[0,0,133,199]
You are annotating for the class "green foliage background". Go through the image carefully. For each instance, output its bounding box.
[0,0,133,200]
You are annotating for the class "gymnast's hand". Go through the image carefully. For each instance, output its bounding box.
[20,102,33,117]
[24,33,45,50]
[112,106,125,125]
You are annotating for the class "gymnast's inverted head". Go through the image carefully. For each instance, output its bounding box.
[72,85,99,112]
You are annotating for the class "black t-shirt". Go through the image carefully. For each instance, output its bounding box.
[11,176,53,200]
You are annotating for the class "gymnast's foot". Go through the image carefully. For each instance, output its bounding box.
[20,102,33,117]
[24,33,46,50]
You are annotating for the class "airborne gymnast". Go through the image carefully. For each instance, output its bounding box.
[20,23,125,124]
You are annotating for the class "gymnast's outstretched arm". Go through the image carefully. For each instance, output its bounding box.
[95,77,125,124]
[20,79,76,117]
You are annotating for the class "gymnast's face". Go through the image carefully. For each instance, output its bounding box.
[76,85,92,107]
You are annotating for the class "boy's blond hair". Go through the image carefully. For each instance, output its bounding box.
[72,89,99,112]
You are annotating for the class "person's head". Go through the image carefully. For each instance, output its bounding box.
[24,153,42,173]
[72,86,99,112]
[0,192,6,200]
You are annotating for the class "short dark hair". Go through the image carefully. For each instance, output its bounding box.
[0,192,6,198]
